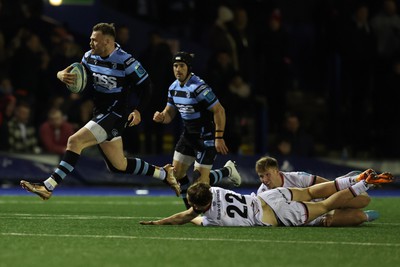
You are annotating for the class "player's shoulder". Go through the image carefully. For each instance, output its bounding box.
[210,186,232,195]
[188,75,212,95]
[283,171,312,177]
[83,50,92,59]
[257,183,268,194]
[169,80,180,90]
[282,171,314,187]
[187,74,206,88]
[210,186,223,192]
[114,48,135,64]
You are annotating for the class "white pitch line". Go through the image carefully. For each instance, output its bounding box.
[0,200,182,205]
[1,232,399,247]
[0,213,156,220]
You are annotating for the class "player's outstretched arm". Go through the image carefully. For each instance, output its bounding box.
[140,208,199,225]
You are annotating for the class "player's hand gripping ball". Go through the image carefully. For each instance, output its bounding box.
[66,62,87,93]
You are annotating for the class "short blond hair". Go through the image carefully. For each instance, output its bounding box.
[255,156,279,173]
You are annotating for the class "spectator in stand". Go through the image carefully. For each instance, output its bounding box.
[204,50,236,100]
[115,24,135,53]
[9,30,50,106]
[371,0,400,71]
[272,112,314,158]
[0,94,16,130]
[39,108,75,155]
[226,72,254,153]
[208,5,239,71]
[255,9,292,133]
[0,101,41,153]
[338,3,376,157]
[228,6,255,83]
[0,76,16,137]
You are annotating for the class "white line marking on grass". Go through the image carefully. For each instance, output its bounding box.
[1,232,399,247]
[0,213,153,220]
[0,200,182,205]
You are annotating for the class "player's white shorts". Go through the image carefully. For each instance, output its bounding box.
[258,187,308,226]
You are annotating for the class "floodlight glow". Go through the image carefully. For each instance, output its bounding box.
[49,0,62,6]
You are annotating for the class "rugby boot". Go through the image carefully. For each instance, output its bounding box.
[163,164,181,197]
[224,160,242,187]
[356,169,376,182]
[365,172,395,184]
[20,180,52,200]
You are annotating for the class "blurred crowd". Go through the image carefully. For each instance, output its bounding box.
[1,0,400,159]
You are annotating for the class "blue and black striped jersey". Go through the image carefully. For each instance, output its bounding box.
[82,43,150,113]
[167,73,219,133]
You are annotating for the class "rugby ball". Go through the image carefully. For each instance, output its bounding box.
[67,62,87,93]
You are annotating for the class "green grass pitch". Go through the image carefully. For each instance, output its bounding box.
[1,195,399,267]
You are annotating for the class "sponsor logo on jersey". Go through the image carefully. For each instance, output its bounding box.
[134,65,146,77]
[93,73,117,89]
[216,189,222,220]
[176,104,195,114]
[125,57,135,66]
[195,85,207,94]
[203,89,216,102]
[186,91,191,98]
[112,63,117,69]
[96,114,104,119]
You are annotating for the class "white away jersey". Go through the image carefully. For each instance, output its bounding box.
[257,171,316,195]
[201,187,266,227]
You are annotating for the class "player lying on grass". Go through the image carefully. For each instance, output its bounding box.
[140,169,394,227]
[255,156,378,226]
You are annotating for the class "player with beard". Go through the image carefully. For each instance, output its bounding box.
[21,22,180,199]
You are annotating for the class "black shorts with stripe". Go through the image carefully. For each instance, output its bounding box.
[91,110,128,141]
[175,131,217,165]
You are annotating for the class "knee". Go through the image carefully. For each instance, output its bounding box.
[67,135,83,151]
[356,194,371,208]
[360,195,371,208]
